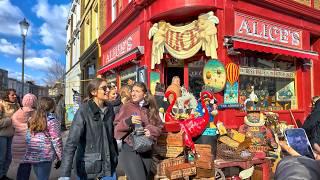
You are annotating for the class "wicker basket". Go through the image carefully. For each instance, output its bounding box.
[216,143,253,161]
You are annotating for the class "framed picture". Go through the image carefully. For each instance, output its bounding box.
[137,66,147,83]
[150,71,160,95]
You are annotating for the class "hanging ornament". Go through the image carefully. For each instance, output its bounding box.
[226,62,239,86]
[203,59,226,93]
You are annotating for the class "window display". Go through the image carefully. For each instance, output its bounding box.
[239,55,297,110]
[188,59,205,99]
[120,66,136,87]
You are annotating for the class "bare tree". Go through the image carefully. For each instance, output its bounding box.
[43,59,65,90]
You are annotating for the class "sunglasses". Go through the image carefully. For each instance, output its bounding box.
[99,86,109,92]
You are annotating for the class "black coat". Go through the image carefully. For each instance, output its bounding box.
[302,100,320,145]
[60,100,118,178]
[109,95,122,115]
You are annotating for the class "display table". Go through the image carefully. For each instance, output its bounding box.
[214,158,271,180]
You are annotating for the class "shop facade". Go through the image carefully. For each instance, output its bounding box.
[98,0,320,128]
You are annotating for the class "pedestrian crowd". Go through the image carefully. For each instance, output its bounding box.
[1,77,320,180]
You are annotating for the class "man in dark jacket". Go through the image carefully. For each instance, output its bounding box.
[275,143,320,179]
[302,96,320,145]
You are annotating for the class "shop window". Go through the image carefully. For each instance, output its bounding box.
[111,0,117,22]
[188,59,205,99]
[239,55,297,111]
[120,66,136,87]
[106,73,117,84]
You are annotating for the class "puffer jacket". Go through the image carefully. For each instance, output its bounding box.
[24,113,63,163]
[11,107,34,163]
[302,99,320,144]
[60,100,118,179]
[114,100,162,146]
[0,99,20,137]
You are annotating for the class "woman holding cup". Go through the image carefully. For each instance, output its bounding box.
[114,82,162,180]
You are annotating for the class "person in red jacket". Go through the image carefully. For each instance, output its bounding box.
[114,82,162,180]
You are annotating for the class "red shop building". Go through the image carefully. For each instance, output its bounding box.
[98,0,320,128]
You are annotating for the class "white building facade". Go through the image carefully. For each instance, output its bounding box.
[65,0,81,110]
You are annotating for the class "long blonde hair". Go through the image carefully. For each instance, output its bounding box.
[28,97,55,133]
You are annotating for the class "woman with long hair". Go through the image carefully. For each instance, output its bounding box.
[25,97,62,180]
[60,78,118,180]
[11,93,37,180]
[0,89,20,180]
[114,82,162,180]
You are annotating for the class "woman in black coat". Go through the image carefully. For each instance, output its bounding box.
[302,96,320,145]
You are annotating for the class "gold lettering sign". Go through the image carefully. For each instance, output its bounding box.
[148,11,219,69]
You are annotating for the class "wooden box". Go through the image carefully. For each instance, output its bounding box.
[154,145,184,158]
[156,156,185,176]
[195,144,212,153]
[158,131,184,147]
[195,160,213,170]
[165,163,197,179]
[195,168,215,178]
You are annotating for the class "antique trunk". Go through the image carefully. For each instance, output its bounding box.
[195,168,215,178]
[154,145,184,158]
[165,163,197,179]
[156,156,185,176]
[157,131,184,147]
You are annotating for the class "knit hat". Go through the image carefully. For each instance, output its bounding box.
[22,93,37,110]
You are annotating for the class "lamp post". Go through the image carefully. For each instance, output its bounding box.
[19,18,29,96]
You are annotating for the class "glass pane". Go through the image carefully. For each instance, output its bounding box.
[239,56,296,111]
[188,59,205,99]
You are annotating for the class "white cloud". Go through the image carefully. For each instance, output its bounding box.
[32,0,70,53]
[8,70,34,82]
[16,56,54,70]
[0,38,37,57]
[0,0,24,36]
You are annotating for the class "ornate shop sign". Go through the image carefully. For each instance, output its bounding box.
[148,11,219,69]
[102,28,140,66]
[235,12,303,49]
[239,67,295,79]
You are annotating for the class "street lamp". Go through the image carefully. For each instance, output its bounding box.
[19,18,29,96]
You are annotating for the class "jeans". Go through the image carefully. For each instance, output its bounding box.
[17,163,31,180]
[32,161,52,180]
[76,171,117,180]
[0,136,12,178]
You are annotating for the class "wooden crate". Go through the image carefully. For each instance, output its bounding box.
[156,156,185,176]
[195,168,215,178]
[165,163,197,179]
[155,145,184,158]
[157,131,184,147]
[195,144,212,154]
[195,160,213,170]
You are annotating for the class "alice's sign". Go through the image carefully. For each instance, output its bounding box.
[149,11,219,69]
[240,67,295,79]
[102,28,140,66]
[235,12,303,49]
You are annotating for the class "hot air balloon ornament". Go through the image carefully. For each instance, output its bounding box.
[226,62,240,86]
[224,63,240,104]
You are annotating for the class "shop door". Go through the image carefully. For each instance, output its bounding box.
[165,67,184,87]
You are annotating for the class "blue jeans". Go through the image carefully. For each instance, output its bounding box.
[0,136,12,178]
[77,171,117,180]
[17,163,31,180]
[32,161,52,180]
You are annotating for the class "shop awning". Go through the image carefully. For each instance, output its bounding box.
[232,37,319,60]
[97,46,144,74]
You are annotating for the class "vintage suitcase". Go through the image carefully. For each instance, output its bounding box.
[195,160,213,169]
[156,156,185,176]
[154,145,184,158]
[195,167,215,178]
[165,163,197,179]
[157,131,184,147]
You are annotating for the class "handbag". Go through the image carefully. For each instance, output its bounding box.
[132,130,154,153]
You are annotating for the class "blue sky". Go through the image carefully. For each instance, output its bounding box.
[0,0,70,85]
